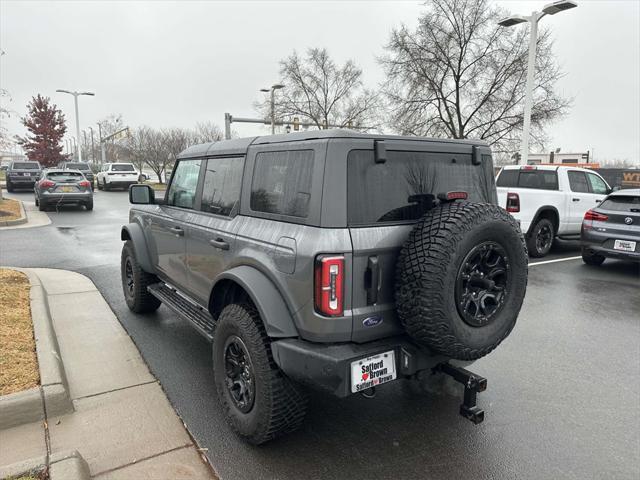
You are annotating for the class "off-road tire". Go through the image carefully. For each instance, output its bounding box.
[213,303,308,445]
[581,248,605,266]
[526,218,554,258]
[120,240,161,313]
[395,202,528,361]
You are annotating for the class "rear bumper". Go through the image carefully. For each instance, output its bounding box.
[105,180,137,188]
[40,191,92,204]
[7,177,36,186]
[271,336,446,397]
[582,228,640,261]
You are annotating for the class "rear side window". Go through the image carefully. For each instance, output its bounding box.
[111,164,135,172]
[200,157,244,217]
[347,150,494,225]
[568,171,589,193]
[12,162,39,170]
[599,195,640,212]
[250,150,314,218]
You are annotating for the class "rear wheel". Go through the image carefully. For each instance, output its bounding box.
[6,181,13,193]
[582,248,605,266]
[395,202,528,360]
[213,303,307,444]
[38,200,47,211]
[526,218,554,258]
[120,240,161,313]
[85,200,94,211]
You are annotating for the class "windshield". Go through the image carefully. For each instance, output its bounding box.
[347,149,496,225]
[66,163,90,171]
[112,164,135,172]
[12,162,40,170]
[47,171,85,182]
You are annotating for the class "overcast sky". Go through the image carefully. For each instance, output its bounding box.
[1,0,639,163]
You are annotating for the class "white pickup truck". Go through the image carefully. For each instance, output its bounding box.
[496,165,612,257]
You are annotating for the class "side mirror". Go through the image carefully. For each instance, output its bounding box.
[129,184,155,204]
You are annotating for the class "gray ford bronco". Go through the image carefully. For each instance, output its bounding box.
[121,130,528,444]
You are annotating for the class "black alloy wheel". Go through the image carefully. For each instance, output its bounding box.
[124,257,135,298]
[536,224,553,253]
[455,242,510,328]
[223,335,256,414]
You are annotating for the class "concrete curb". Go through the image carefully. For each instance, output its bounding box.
[0,450,90,480]
[0,269,73,429]
[0,199,28,227]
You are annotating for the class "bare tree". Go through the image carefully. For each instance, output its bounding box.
[191,121,224,144]
[381,0,570,155]
[258,48,379,130]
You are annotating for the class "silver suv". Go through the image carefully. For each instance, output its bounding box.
[121,130,528,444]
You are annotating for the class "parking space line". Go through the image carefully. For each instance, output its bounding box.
[529,256,582,266]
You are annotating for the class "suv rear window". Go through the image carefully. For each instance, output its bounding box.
[47,171,84,181]
[599,195,640,212]
[12,162,40,170]
[496,169,559,190]
[347,150,494,225]
[65,163,90,171]
[250,150,314,218]
[111,164,135,172]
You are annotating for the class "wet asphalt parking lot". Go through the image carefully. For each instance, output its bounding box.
[1,189,639,480]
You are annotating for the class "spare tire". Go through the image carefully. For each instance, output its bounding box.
[395,202,528,360]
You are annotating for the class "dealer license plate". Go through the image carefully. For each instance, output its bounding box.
[351,350,396,393]
[614,239,636,252]
[61,186,74,193]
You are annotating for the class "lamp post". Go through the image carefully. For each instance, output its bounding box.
[499,0,577,165]
[72,137,77,160]
[55,89,95,162]
[260,84,285,134]
[88,126,96,163]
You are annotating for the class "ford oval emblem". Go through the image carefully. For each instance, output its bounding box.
[363,316,383,327]
[625,217,633,225]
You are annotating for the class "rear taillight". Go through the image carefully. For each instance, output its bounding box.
[40,180,55,188]
[314,255,344,317]
[506,192,520,213]
[583,209,608,229]
[79,180,90,187]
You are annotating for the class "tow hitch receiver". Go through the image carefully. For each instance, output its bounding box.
[435,363,487,424]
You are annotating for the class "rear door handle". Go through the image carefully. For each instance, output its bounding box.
[572,198,580,202]
[596,199,602,203]
[209,238,230,250]
[168,226,184,236]
[366,256,379,305]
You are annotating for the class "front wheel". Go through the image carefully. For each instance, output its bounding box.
[526,218,554,258]
[213,303,307,444]
[120,240,161,313]
[582,248,605,266]
[6,181,13,193]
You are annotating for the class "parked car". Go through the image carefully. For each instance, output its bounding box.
[120,130,528,444]
[60,161,95,188]
[496,165,612,257]
[34,169,93,211]
[96,162,138,191]
[5,161,42,192]
[581,188,640,265]
[0,165,8,172]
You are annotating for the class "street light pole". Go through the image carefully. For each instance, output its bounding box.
[260,84,285,134]
[56,89,95,162]
[88,126,95,163]
[499,0,577,165]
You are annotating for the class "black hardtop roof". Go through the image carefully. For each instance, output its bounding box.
[177,129,488,159]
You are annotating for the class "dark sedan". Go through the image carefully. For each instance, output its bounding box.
[581,189,640,265]
[34,169,94,211]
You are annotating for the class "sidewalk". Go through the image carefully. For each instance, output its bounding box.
[0,268,215,479]
[0,201,51,230]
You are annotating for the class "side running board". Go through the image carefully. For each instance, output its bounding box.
[147,283,215,341]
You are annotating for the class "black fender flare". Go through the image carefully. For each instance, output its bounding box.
[527,206,560,236]
[214,266,298,338]
[121,223,156,274]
